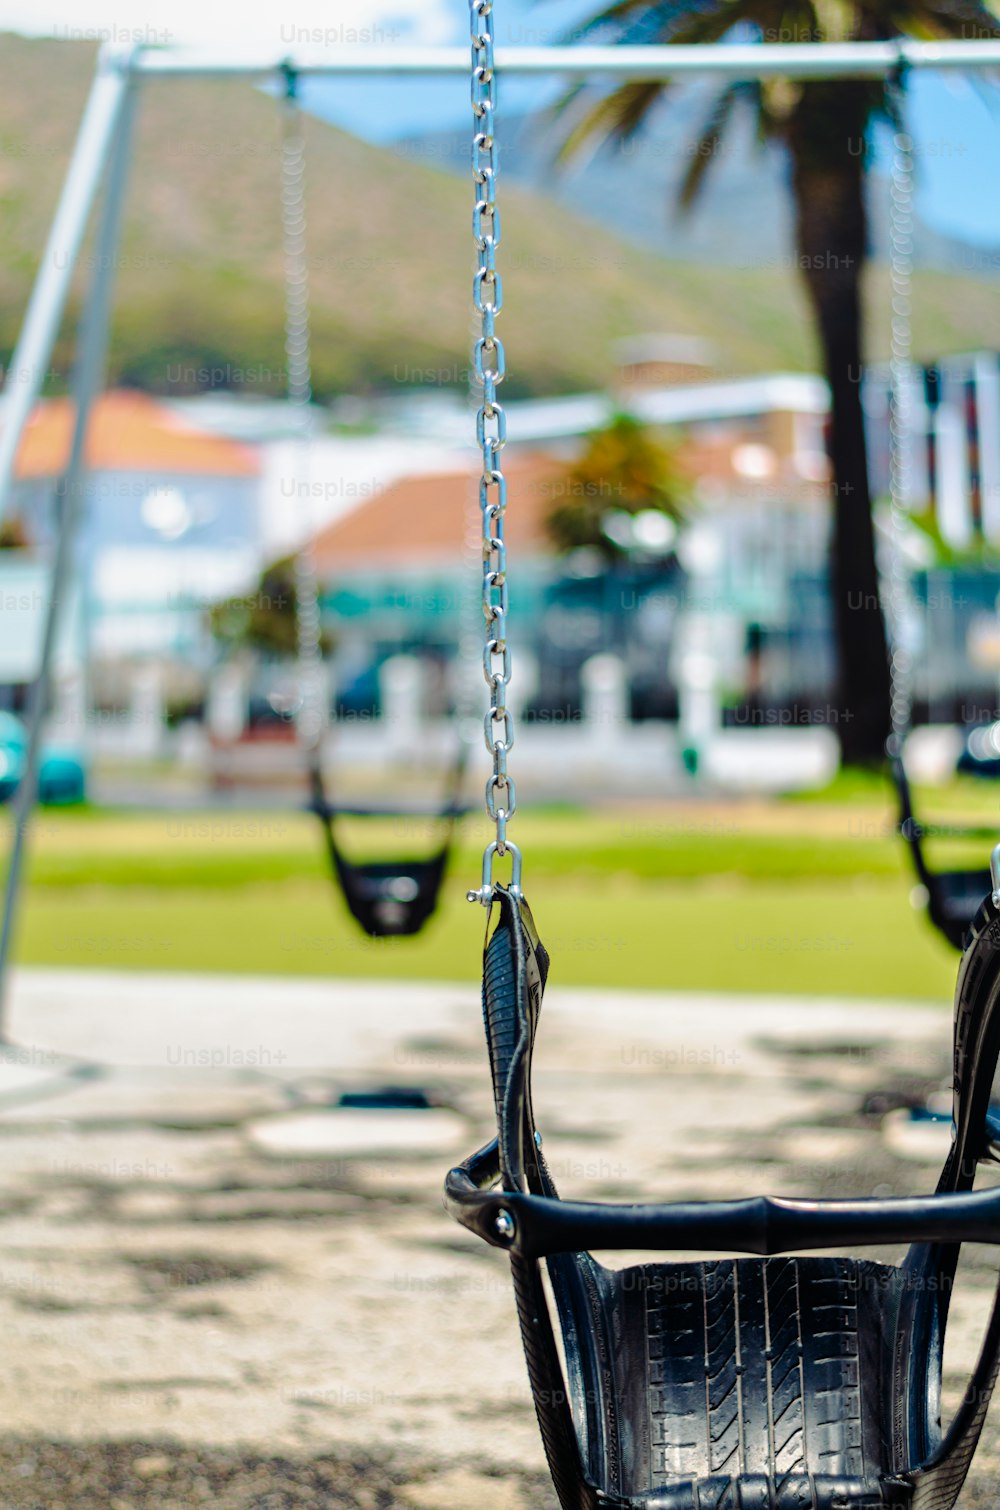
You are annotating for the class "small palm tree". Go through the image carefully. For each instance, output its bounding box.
[545,412,688,557]
[552,2,1000,764]
[210,556,302,660]
[0,519,29,551]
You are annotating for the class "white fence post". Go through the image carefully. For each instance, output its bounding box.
[381,654,422,757]
[581,652,628,743]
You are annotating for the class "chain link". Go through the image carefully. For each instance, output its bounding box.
[281,72,325,754]
[466,0,521,905]
[886,124,914,753]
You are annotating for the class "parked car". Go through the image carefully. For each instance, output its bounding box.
[0,712,86,805]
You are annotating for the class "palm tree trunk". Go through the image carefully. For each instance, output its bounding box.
[788,83,891,766]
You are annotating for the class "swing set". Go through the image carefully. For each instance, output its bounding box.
[882,126,1000,953]
[276,72,469,939]
[447,18,1000,1510]
[1,25,1000,1510]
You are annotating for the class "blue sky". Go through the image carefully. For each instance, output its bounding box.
[304,68,1000,246]
[3,0,1000,245]
[298,0,1000,249]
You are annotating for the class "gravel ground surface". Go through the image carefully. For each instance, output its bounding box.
[0,1441,558,1509]
[0,966,994,1507]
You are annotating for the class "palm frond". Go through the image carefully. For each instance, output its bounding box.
[551,0,772,168]
[677,83,743,208]
[547,79,590,126]
[554,79,667,166]
[653,0,758,46]
[556,0,726,45]
[557,0,676,41]
[880,0,1000,40]
[548,0,1000,194]
[808,0,852,43]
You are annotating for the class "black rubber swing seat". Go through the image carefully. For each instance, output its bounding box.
[891,753,995,951]
[325,845,449,938]
[307,757,468,939]
[446,885,1000,1510]
[923,868,995,952]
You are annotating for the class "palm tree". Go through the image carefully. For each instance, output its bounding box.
[210,556,303,659]
[551,2,1000,764]
[545,412,688,558]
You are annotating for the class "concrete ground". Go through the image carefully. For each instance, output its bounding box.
[0,966,994,1507]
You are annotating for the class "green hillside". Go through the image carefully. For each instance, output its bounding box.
[0,33,999,400]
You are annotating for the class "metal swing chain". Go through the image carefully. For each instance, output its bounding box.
[467,0,522,904]
[886,117,915,754]
[281,69,325,753]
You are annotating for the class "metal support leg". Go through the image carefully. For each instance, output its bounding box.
[0,79,137,1038]
[0,48,131,524]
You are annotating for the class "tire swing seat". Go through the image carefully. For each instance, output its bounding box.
[891,753,995,952]
[308,757,468,940]
[275,66,469,946]
[446,886,1000,1510]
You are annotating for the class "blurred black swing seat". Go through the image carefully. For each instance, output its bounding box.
[307,748,469,938]
[446,884,1000,1510]
[891,749,996,950]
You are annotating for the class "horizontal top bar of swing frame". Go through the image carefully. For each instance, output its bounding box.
[123,39,1000,81]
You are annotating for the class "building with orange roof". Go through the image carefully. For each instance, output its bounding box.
[299,370,837,728]
[14,390,259,481]
[308,447,686,725]
[309,453,564,575]
[8,390,263,680]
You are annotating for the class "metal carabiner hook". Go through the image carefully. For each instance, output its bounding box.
[467,841,523,906]
[990,842,1000,909]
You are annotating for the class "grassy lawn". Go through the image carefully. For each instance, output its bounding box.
[0,786,976,1000]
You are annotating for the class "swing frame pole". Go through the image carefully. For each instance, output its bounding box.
[0,51,132,525]
[126,38,1000,79]
[0,65,136,1035]
[0,30,998,1011]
